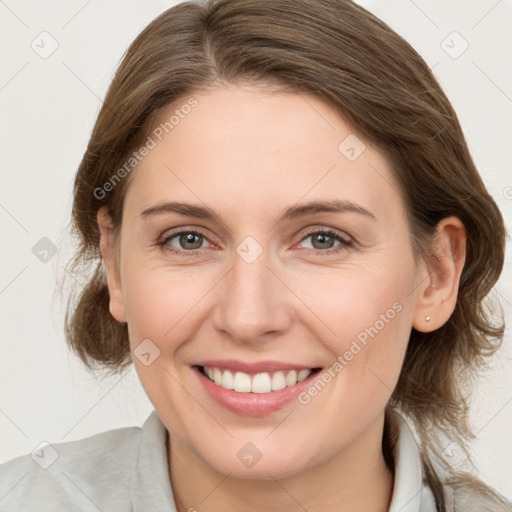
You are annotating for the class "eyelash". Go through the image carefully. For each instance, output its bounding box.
[157,227,354,257]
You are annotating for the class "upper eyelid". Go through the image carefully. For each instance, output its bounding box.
[160,226,215,244]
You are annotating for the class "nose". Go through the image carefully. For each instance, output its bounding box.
[212,247,293,345]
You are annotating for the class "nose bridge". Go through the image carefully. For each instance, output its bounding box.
[214,242,291,342]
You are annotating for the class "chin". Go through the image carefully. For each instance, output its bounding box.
[207,456,308,481]
[192,437,323,481]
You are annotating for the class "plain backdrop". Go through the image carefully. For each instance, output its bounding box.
[1,0,511,502]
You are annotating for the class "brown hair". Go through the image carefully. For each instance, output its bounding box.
[63,0,510,509]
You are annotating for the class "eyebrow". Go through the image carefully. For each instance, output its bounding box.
[139,199,377,224]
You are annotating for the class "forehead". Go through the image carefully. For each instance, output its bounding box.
[124,83,405,226]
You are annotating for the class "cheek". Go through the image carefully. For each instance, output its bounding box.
[120,265,204,418]
[303,260,414,392]
[121,261,211,343]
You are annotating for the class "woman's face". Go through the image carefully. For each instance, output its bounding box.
[103,83,428,478]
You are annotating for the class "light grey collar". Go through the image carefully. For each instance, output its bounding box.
[130,409,177,511]
[131,409,435,511]
[388,413,436,512]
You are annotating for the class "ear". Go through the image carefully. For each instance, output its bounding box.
[97,206,127,323]
[412,216,467,333]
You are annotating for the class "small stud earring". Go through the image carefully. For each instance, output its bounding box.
[425,315,431,322]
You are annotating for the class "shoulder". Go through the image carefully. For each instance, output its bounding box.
[387,411,511,512]
[441,472,512,512]
[0,422,143,512]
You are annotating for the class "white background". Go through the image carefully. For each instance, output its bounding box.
[1,0,511,502]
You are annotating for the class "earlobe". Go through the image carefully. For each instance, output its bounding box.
[412,216,467,333]
[97,207,127,323]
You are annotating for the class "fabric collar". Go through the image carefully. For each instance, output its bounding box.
[130,409,434,511]
[388,413,432,511]
[130,409,177,511]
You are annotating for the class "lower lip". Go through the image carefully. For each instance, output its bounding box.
[193,366,321,416]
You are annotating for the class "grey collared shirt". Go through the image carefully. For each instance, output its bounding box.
[0,409,437,511]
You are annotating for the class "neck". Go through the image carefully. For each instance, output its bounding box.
[169,412,394,512]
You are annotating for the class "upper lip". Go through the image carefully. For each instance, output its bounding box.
[194,359,320,375]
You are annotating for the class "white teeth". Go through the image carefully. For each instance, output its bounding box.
[298,369,312,382]
[285,370,297,386]
[251,373,272,393]
[221,369,234,390]
[202,366,315,393]
[271,371,287,391]
[213,367,223,386]
[233,371,252,392]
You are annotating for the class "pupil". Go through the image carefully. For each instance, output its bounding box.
[315,233,333,249]
[181,233,201,249]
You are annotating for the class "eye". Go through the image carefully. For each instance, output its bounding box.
[159,229,212,255]
[297,228,353,255]
[157,227,353,257]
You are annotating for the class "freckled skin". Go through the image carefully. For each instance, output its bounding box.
[98,83,466,512]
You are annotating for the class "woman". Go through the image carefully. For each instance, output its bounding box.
[1,0,510,510]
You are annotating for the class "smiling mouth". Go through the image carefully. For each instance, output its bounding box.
[196,365,322,393]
